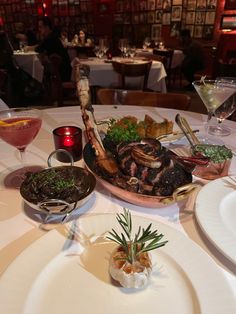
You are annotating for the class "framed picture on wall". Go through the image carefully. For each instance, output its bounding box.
[195,11,206,24]
[206,0,216,9]
[147,0,156,10]
[140,0,147,10]
[186,11,195,24]
[224,0,236,10]
[147,11,155,23]
[194,25,203,38]
[139,12,147,23]
[186,25,194,37]
[151,24,162,39]
[205,11,215,24]
[203,25,214,39]
[171,6,182,21]
[163,0,171,12]
[156,0,163,9]
[170,22,181,37]
[155,10,163,23]
[196,0,206,10]
[187,0,196,10]
[173,0,183,4]
[162,12,171,25]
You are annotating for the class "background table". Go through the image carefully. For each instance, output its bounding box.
[13,51,44,83]
[0,106,235,306]
[136,48,184,69]
[78,58,167,92]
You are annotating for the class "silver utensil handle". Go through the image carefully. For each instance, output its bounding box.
[47,149,74,167]
[38,198,71,213]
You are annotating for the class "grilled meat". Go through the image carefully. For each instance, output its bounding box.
[95,139,192,197]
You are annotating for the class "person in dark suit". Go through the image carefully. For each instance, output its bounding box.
[25,17,71,82]
[179,29,205,89]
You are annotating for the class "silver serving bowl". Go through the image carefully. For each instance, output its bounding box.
[20,150,96,219]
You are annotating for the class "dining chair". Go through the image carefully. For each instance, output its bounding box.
[96,88,191,110]
[0,69,8,104]
[112,60,152,90]
[215,59,236,78]
[42,54,77,106]
[153,48,174,87]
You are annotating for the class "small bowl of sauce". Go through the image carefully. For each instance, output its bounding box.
[192,144,233,180]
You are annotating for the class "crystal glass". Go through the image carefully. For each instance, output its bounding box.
[118,38,128,57]
[192,79,236,135]
[0,108,42,186]
[143,37,151,49]
[212,77,236,136]
[19,41,27,52]
[128,46,136,58]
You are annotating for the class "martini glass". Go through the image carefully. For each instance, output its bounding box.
[212,77,236,136]
[192,79,236,136]
[0,108,42,187]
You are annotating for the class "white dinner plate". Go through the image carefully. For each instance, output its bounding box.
[0,214,235,314]
[195,176,236,264]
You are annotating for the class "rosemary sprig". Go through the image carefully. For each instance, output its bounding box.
[107,208,168,264]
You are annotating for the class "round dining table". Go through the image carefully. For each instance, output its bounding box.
[13,51,44,83]
[0,105,235,313]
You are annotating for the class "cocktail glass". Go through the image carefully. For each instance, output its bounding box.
[0,108,42,186]
[192,79,236,136]
[212,77,236,136]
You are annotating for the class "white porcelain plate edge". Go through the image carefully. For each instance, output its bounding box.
[0,214,235,314]
[195,176,236,264]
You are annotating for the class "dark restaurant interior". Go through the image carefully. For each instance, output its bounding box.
[0,0,236,113]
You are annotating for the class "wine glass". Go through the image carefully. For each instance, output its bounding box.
[128,46,136,58]
[143,37,151,49]
[0,108,42,186]
[192,79,236,135]
[118,38,128,57]
[212,79,236,136]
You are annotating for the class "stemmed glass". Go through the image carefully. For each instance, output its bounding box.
[192,79,236,136]
[212,78,236,136]
[143,37,151,49]
[128,46,136,58]
[118,38,128,57]
[0,108,42,186]
[99,38,109,56]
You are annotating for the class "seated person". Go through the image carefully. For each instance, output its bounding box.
[77,30,93,47]
[0,31,14,70]
[179,29,205,89]
[60,29,69,47]
[25,17,71,82]
[13,22,38,49]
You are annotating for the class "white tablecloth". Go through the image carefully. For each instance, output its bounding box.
[136,48,184,69]
[78,58,167,93]
[0,106,235,311]
[13,51,44,83]
[0,98,8,110]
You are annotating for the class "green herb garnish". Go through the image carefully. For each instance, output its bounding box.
[194,144,232,163]
[106,118,141,143]
[107,208,168,264]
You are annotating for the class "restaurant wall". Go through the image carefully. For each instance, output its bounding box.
[0,0,235,51]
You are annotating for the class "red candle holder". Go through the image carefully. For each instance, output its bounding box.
[53,126,82,162]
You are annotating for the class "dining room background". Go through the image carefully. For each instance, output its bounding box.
[0,0,235,59]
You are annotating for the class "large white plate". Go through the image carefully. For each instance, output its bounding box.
[195,176,236,264]
[0,214,235,314]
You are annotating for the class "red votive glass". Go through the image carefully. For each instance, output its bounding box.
[53,126,82,162]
